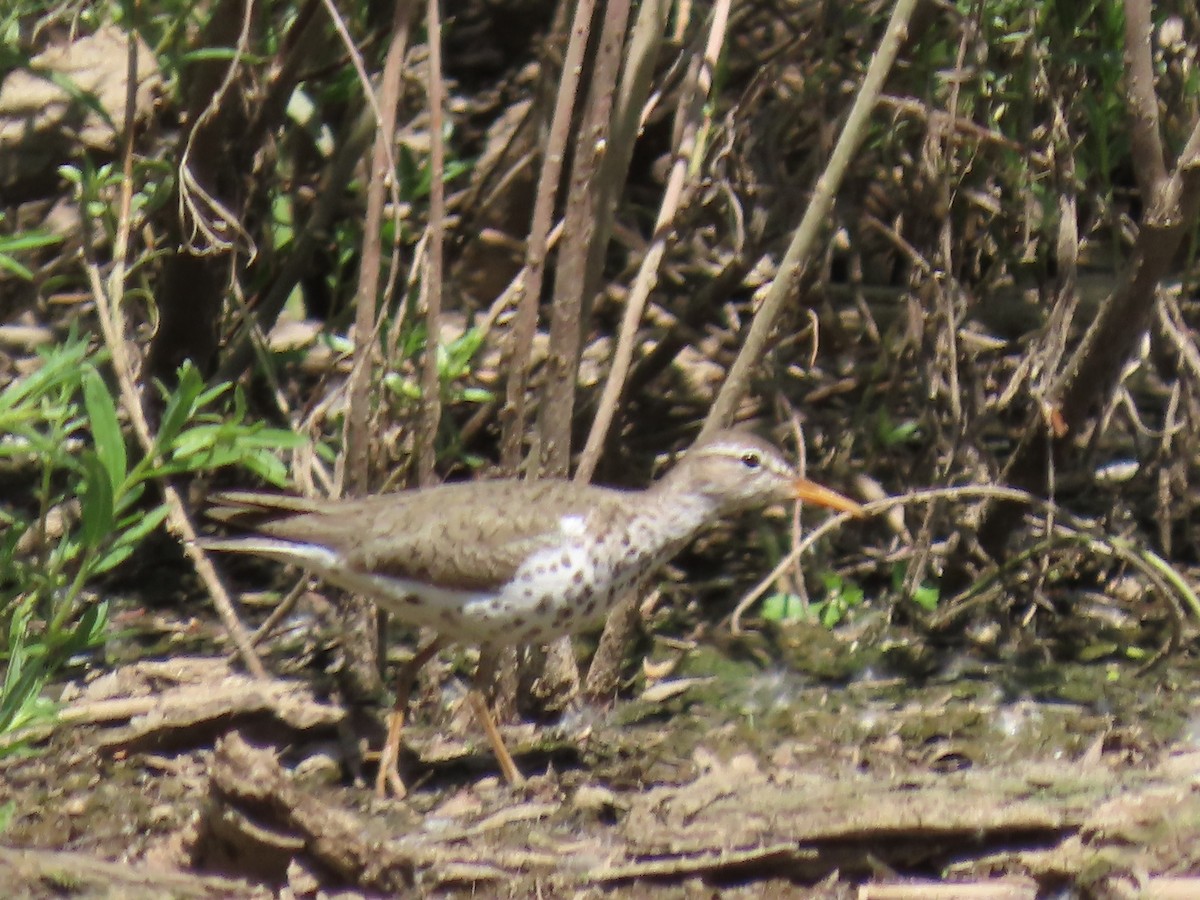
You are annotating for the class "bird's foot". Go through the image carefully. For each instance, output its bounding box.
[374,709,409,799]
[466,689,525,788]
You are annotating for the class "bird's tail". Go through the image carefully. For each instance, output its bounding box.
[204,490,335,526]
[193,533,338,570]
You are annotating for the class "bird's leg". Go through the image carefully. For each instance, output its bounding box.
[469,647,525,787]
[375,635,445,798]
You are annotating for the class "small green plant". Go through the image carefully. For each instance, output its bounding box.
[0,335,304,748]
[0,213,62,281]
[875,409,921,448]
[395,126,474,205]
[384,324,494,407]
[59,159,175,250]
[891,563,941,612]
[761,571,865,629]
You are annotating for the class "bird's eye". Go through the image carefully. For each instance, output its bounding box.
[740,451,762,470]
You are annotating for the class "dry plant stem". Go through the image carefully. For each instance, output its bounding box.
[581,0,729,698]
[701,0,919,439]
[525,0,638,696]
[225,5,328,285]
[858,885,1037,899]
[1123,0,1167,194]
[536,0,632,477]
[979,7,1200,552]
[242,578,308,650]
[176,0,257,256]
[728,485,1200,637]
[575,0,727,483]
[784,411,812,607]
[336,0,416,708]
[416,0,445,487]
[499,2,595,474]
[215,109,376,382]
[525,0,633,718]
[147,0,255,383]
[978,125,1200,555]
[319,0,388,132]
[149,4,320,382]
[582,587,642,702]
[479,221,564,338]
[251,0,324,137]
[86,30,267,679]
[346,0,414,498]
[876,95,1031,158]
[87,254,267,680]
[577,0,668,329]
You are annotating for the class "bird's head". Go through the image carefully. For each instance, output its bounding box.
[667,431,863,518]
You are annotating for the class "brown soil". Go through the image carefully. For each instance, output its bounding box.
[3,608,1199,899]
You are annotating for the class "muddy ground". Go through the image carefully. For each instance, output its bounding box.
[2,593,1200,899]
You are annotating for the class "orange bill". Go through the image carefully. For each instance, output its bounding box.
[791,478,864,516]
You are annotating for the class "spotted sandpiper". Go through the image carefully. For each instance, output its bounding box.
[200,429,862,795]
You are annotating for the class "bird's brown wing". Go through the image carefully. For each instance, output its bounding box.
[237,480,627,593]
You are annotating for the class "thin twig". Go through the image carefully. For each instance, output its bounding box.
[729,484,1200,642]
[1123,0,1167,195]
[177,0,256,257]
[345,0,415,497]
[416,0,445,486]
[81,26,266,678]
[536,0,632,477]
[499,1,596,474]
[703,0,920,438]
[575,0,723,483]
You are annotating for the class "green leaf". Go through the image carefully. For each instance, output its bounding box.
[60,600,108,656]
[92,542,135,575]
[250,427,307,449]
[761,592,805,622]
[178,47,268,65]
[1,690,57,740]
[460,387,494,404]
[3,602,34,686]
[839,582,865,608]
[166,423,223,459]
[239,451,291,487]
[57,165,84,186]
[113,481,146,516]
[0,255,34,280]
[0,230,62,254]
[912,583,940,611]
[167,422,303,465]
[444,327,485,378]
[193,381,232,410]
[384,372,421,400]
[153,363,206,453]
[820,602,843,629]
[0,335,88,418]
[167,443,258,473]
[82,367,126,495]
[78,452,114,550]
[93,506,170,574]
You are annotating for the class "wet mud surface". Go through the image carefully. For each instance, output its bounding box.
[3,610,1199,898]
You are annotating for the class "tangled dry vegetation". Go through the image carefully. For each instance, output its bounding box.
[3,0,1200,895]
